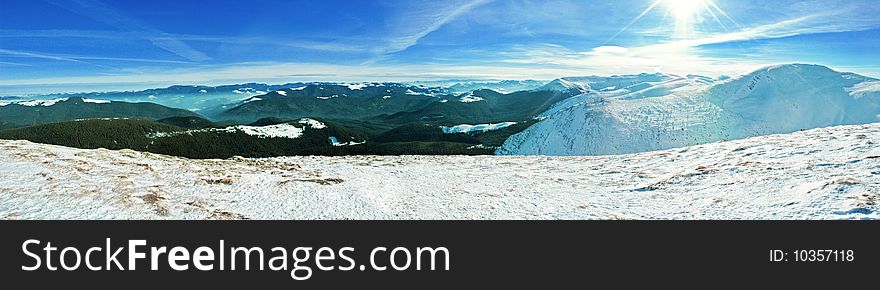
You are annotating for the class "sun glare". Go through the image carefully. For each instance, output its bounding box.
[663,0,706,38]
[609,0,736,43]
[665,0,703,20]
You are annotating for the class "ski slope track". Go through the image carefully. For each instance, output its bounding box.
[500,64,880,156]
[1,123,878,220]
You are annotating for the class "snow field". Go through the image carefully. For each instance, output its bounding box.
[1,123,877,220]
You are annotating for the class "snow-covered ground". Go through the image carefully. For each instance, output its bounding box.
[1,123,878,220]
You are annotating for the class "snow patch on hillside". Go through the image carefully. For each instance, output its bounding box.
[82,98,111,104]
[74,117,130,122]
[12,98,66,107]
[1,123,877,220]
[150,118,325,139]
[441,122,518,134]
[344,83,368,90]
[298,118,326,129]
[232,88,266,95]
[317,95,340,100]
[329,136,365,146]
[232,124,305,139]
[459,92,484,103]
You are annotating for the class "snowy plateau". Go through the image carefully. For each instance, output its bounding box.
[1,123,878,220]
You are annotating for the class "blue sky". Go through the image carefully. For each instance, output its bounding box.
[1,0,879,94]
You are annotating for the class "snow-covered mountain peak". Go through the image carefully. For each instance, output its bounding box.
[500,64,880,156]
[706,64,879,119]
[711,64,875,98]
[539,73,680,94]
[539,78,592,93]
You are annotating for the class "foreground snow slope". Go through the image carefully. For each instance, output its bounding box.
[1,123,878,220]
[500,64,880,156]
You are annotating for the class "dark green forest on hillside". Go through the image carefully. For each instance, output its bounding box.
[0,84,569,157]
[0,118,503,158]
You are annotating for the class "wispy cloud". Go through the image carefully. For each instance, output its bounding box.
[0,61,34,67]
[652,9,880,50]
[0,48,97,66]
[0,48,194,65]
[0,29,372,54]
[380,0,492,55]
[43,0,211,62]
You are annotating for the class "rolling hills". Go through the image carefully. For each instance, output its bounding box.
[378,89,571,125]
[11,83,311,113]
[216,83,445,123]
[0,97,200,130]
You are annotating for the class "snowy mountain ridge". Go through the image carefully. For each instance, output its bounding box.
[500,64,880,156]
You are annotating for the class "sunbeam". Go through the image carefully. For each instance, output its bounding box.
[706,0,742,28]
[702,1,729,32]
[606,0,662,43]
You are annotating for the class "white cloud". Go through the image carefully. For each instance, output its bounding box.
[583,46,630,55]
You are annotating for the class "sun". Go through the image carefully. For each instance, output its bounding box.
[662,0,706,38]
[665,0,704,21]
[609,0,736,42]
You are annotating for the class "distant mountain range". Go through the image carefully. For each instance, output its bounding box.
[216,83,445,123]
[2,64,878,157]
[412,80,546,94]
[0,97,198,130]
[7,80,544,113]
[5,83,311,114]
[0,81,568,157]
